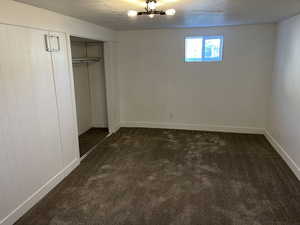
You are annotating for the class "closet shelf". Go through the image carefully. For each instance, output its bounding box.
[72,57,101,64]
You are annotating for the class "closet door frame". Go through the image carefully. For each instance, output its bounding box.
[103,41,119,134]
[66,34,118,136]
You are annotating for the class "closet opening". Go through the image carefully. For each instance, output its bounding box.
[70,36,109,158]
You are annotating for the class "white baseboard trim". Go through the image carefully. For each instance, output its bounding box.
[109,124,121,135]
[80,132,111,162]
[0,159,80,225]
[121,121,265,134]
[264,130,300,180]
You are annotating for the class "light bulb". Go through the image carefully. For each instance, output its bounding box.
[148,1,157,10]
[149,14,155,18]
[166,9,176,16]
[128,10,138,17]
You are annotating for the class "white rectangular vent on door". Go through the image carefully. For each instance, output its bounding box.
[45,35,60,52]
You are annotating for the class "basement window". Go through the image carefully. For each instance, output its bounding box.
[185,36,224,62]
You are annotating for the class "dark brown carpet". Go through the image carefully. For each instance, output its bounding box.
[15,128,300,225]
[79,128,108,157]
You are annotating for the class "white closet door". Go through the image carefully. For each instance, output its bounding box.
[0,24,62,220]
[50,32,78,167]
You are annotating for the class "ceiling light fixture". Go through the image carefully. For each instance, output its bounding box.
[128,10,138,17]
[165,8,176,16]
[148,1,157,10]
[128,0,176,17]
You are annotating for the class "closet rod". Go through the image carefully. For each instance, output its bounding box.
[72,57,102,64]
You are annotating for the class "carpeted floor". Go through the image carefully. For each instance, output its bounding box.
[79,128,108,157]
[15,128,300,225]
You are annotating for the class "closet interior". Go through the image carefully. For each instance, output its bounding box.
[71,36,109,157]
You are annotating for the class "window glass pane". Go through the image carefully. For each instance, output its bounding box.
[204,38,221,59]
[185,36,223,62]
[185,38,203,62]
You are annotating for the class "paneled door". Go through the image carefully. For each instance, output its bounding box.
[0,24,68,223]
[49,32,79,168]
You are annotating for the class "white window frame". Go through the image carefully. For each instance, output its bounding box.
[185,35,224,63]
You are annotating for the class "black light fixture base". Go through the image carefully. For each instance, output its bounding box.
[137,11,166,16]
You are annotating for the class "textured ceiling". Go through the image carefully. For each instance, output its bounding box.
[15,0,300,30]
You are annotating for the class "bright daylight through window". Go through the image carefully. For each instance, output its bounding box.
[185,36,224,62]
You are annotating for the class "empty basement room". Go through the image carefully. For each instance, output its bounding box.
[1,0,300,225]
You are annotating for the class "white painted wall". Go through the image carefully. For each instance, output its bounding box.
[117,24,275,133]
[266,15,300,180]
